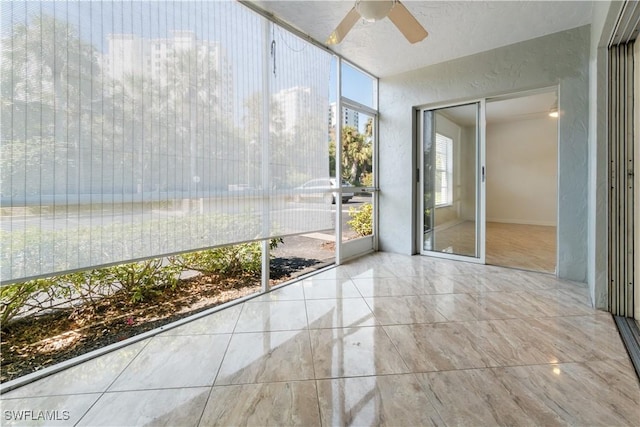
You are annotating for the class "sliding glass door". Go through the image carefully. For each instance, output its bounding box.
[419,101,485,262]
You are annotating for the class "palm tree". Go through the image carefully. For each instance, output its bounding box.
[341,126,372,185]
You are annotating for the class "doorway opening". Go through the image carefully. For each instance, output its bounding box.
[485,90,558,273]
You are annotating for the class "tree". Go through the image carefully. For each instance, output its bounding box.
[329,125,372,185]
[1,14,102,196]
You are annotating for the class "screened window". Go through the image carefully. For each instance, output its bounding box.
[435,133,453,206]
[1,1,333,283]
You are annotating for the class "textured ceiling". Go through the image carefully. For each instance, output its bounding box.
[251,1,594,77]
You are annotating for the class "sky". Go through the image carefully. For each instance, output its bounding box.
[329,57,375,109]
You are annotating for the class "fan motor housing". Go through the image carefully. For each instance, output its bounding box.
[356,0,395,22]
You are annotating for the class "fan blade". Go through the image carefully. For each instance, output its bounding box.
[387,1,428,44]
[326,7,360,45]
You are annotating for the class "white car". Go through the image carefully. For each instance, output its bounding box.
[295,178,354,204]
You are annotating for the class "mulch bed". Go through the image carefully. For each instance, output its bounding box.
[1,257,327,383]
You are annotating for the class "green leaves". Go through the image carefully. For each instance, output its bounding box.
[347,203,373,237]
[329,125,373,186]
[0,238,281,328]
[173,238,280,278]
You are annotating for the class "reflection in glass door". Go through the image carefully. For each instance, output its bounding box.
[421,102,484,261]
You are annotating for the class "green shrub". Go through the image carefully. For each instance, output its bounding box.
[1,279,54,326]
[106,259,181,303]
[0,238,283,328]
[347,203,373,237]
[173,239,281,278]
[359,171,373,187]
[0,258,182,328]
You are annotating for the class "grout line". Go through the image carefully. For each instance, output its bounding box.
[102,337,154,393]
[196,330,235,426]
[302,290,323,427]
[73,338,153,426]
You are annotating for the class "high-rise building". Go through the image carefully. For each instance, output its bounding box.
[102,31,234,121]
[272,87,312,134]
[328,102,360,131]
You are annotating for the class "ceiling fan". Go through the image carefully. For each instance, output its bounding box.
[327,0,428,45]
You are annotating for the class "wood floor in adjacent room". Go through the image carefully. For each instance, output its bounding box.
[486,222,556,274]
[433,221,556,274]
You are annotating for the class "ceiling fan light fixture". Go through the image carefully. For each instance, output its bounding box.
[356,0,395,22]
[548,98,559,118]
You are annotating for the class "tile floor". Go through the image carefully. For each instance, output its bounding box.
[2,253,639,426]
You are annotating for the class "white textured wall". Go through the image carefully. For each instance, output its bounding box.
[379,26,590,283]
[486,117,558,226]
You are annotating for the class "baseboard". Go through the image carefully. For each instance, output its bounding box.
[433,219,466,231]
[487,218,557,227]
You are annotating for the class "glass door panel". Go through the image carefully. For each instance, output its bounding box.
[339,109,374,244]
[422,103,481,259]
[338,106,376,260]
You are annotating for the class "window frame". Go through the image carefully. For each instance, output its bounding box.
[435,132,453,207]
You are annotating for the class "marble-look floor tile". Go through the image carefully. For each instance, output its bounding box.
[523,314,628,362]
[201,381,320,426]
[77,388,210,426]
[306,267,351,281]
[306,298,377,329]
[426,274,482,294]
[361,252,413,264]
[0,393,101,427]
[553,279,592,296]
[3,253,635,427]
[406,277,439,294]
[302,278,361,300]
[459,318,563,367]
[493,360,640,426]
[385,323,498,372]
[215,330,314,385]
[465,315,626,367]
[252,282,305,301]
[470,291,547,319]
[518,288,595,317]
[517,270,584,291]
[431,293,479,321]
[469,271,541,292]
[416,368,562,426]
[109,334,230,391]
[364,295,447,325]
[160,304,242,336]
[316,374,445,426]
[234,300,308,332]
[309,327,409,378]
[351,276,423,297]
[339,262,399,279]
[2,340,149,398]
[399,258,476,277]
